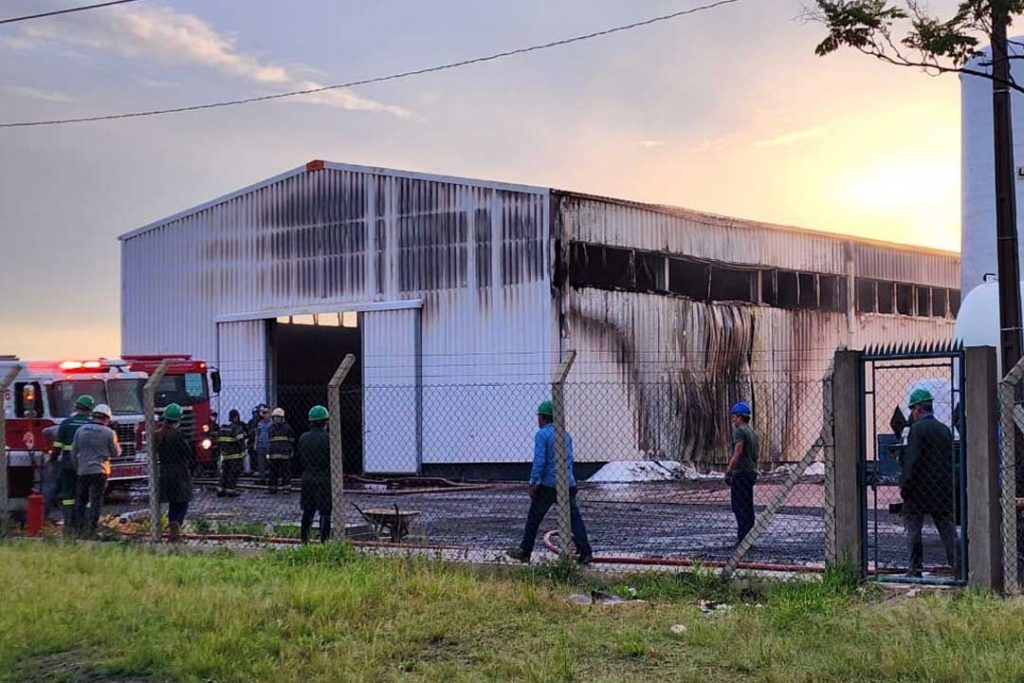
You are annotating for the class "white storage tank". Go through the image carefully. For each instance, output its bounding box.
[960,40,1024,296]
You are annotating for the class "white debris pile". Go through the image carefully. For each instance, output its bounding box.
[586,461,720,484]
[567,591,647,608]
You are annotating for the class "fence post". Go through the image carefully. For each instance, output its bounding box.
[999,356,1024,594]
[143,361,169,543]
[966,346,1002,591]
[827,349,863,570]
[551,350,577,559]
[329,355,356,540]
[0,363,23,537]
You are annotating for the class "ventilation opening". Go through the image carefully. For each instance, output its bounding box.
[710,266,755,303]
[777,270,798,308]
[570,243,635,290]
[668,258,710,300]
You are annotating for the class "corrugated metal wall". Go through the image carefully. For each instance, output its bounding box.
[363,308,420,474]
[215,319,267,415]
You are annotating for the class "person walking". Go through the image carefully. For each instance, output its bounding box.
[216,409,247,497]
[53,394,95,535]
[267,407,295,494]
[507,400,593,564]
[725,401,759,546]
[155,403,195,542]
[70,403,119,538]
[297,405,332,544]
[901,388,959,577]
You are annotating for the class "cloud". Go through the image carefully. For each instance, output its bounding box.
[11,3,409,117]
[635,140,667,149]
[4,85,76,103]
[752,125,830,149]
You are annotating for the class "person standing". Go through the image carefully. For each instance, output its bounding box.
[725,401,758,546]
[216,409,247,497]
[507,400,593,564]
[71,403,119,538]
[53,394,94,535]
[252,405,272,482]
[155,403,195,543]
[267,407,295,494]
[298,405,332,544]
[901,388,959,577]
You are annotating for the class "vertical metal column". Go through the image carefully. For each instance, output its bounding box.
[551,350,577,558]
[143,361,169,543]
[0,364,23,537]
[329,354,356,540]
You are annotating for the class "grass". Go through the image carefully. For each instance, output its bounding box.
[0,542,1022,682]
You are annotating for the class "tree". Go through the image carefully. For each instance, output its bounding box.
[811,0,1024,91]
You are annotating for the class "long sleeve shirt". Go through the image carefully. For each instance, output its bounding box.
[530,423,576,489]
[71,422,120,477]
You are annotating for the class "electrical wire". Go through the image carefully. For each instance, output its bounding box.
[0,0,743,129]
[0,0,144,25]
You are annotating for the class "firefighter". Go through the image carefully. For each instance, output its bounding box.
[250,404,272,481]
[267,407,295,494]
[901,388,959,577]
[155,403,195,543]
[216,409,246,497]
[725,401,759,546]
[52,394,94,535]
[298,405,332,543]
[507,400,593,565]
[70,403,120,538]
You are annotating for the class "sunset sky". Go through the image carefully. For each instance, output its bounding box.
[0,0,963,358]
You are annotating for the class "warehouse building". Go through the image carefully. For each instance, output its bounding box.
[120,160,959,477]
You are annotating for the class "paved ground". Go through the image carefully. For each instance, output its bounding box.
[109,474,959,573]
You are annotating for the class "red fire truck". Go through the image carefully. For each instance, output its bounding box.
[2,357,149,510]
[122,355,221,473]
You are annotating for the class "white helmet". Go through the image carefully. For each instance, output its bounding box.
[92,404,113,420]
[271,407,285,418]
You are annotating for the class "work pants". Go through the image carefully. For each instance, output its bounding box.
[905,512,959,574]
[730,471,757,545]
[268,458,291,493]
[218,458,243,494]
[73,473,107,537]
[58,468,78,535]
[517,485,592,557]
[168,501,189,526]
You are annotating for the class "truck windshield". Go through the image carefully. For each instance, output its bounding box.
[48,380,106,418]
[153,373,209,407]
[107,378,144,416]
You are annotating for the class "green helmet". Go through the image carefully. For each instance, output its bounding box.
[908,388,933,408]
[75,395,96,411]
[163,403,183,422]
[308,405,329,422]
[537,400,554,418]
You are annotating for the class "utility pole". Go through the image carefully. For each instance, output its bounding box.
[992,6,1024,374]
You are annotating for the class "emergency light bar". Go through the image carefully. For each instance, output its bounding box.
[59,360,108,372]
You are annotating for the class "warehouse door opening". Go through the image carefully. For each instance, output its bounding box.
[271,313,363,474]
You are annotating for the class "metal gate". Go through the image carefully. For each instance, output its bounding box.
[860,343,967,584]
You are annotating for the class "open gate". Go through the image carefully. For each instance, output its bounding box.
[860,343,967,585]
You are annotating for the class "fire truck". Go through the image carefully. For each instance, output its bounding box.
[122,355,221,473]
[2,358,149,510]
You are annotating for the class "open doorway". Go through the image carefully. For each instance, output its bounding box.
[270,312,363,474]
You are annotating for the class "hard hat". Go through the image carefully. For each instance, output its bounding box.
[908,388,934,408]
[731,401,752,417]
[228,409,240,421]
[259,404,270,414]
[163,403,183,422]
[537,400,554,418]
[271,407,285,418]
[75,395,96,411]
[92,404,113,420]
[308,405,329,422]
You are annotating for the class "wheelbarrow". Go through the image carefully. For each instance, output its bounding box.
[351,502,421,543]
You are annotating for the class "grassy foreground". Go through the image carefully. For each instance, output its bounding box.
[1,542,1023,683]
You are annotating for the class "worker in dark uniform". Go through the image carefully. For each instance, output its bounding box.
[725,401,758,546]
[52,394,94,535]
[216,409,247,497]
[267,407,295,494]
[901,388,959,577]
[507,400,593,565]
[155,403,195,543]
[298,405,332,544]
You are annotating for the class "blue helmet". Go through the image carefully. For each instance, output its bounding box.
[731,401,752,417]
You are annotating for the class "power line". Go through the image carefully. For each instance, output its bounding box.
[0,0,144,25]
[0,0,742,129]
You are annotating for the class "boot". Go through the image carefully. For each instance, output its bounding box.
[62,505,74,538]
[168,521,181,543]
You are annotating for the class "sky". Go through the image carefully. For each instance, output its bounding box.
[0,0,964,358]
